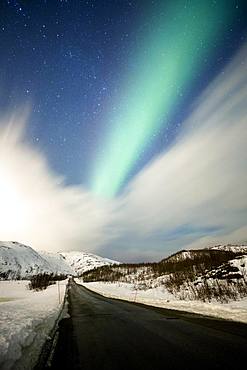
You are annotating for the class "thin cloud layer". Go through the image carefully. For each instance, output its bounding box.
[0,43,247,261]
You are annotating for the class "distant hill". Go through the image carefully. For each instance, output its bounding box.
[60,251,119,276]
[0,241,119,279]
[160,244,247,263]
[39,250,74,276]
[208,244,247,253]
[81,244,247,303]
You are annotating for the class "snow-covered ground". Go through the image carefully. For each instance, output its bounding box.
[0,279,67,370]
[79,280,247,323]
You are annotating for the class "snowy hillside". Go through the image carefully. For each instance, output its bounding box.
[0,241,55,279]
[82,244,247,304]
[39,251,74,276]
[60,251,119,276]
[162,250,195,263]
[208,244,247,253]
[0,241,119,279]
[161,244,247,264]
[198,254,247,281]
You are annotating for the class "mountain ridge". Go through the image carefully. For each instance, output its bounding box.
[161,244,247,263]
[1,240,247,280]
[0,241,118,279]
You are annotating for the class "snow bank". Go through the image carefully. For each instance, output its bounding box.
[0,280,67,370]
[79,280,247,323]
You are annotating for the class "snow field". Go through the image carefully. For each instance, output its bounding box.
[0,279,68,370]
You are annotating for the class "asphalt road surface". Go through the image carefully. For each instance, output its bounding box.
[49,280,247,370]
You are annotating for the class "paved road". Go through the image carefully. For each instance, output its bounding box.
[50,280,247,370]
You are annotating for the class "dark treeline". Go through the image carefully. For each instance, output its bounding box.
[28,273,67,291]
[81,249,247,303]
[82,249,241,283]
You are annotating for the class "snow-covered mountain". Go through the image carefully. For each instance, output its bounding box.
[60,251,119,276]
[39,251,74,276]
[0,241,55,279]
[1,240,246,281]
[0,241,119,279]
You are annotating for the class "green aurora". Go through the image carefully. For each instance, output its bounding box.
[91,1,231,198]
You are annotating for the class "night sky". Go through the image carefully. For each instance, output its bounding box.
[0,1,247,260]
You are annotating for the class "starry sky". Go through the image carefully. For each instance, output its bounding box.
[0,0,247,261]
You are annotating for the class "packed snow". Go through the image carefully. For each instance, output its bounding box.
[0,279,67,370]
[79,280,247,323]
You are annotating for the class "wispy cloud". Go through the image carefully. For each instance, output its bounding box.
[0,43,247,261]
[106,43,247,260]
[0,112,115,253]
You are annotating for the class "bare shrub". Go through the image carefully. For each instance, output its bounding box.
[28,273,66,291]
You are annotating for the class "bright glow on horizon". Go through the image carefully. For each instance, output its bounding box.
[0,120,114,252]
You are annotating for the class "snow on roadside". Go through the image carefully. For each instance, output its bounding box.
[0,280,67,370]
[78,280,247,323]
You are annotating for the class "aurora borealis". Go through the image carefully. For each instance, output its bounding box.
[91,1,232,198]
[0,1,247,261]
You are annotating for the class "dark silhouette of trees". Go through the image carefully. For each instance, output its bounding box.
[28,273,66,291]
